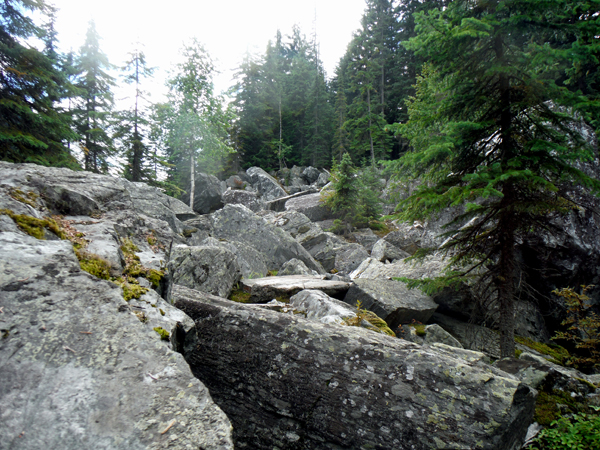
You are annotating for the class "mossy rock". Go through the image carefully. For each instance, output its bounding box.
[0,209,66,240]
[76,249,111,280]
[112,276,149,301]
[153,327,170,341]
[229,288,252,303]
[9,188,39,208]
[515,336,570,366]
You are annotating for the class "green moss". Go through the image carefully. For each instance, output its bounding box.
[75,249,111,280]
[159,309,165,316]
[182,227,198,238]
[515,349,523,358]
[344,301,396,337]
[410,323,427,337]
[9,188,39,208]
[146,269,163,288]
[576,377,598,390]
[534,390,583,426]
[229,288,252,303]
[112,276,149,301]
[0,209,66,240]
[515,335,570,366]
[153,327,170,341]
[267,270,278,276]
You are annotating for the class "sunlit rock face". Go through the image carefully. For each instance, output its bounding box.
[174,285,536,450]
[0,232,233,450]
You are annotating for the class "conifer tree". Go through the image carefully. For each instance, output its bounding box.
[0,0,77,167]
[73,20,115,173]
[389,0,600,358]
[114,46,155,182]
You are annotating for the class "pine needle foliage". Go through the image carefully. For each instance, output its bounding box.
[387,0,600,358]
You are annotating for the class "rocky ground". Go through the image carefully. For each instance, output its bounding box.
[1,161,599,449]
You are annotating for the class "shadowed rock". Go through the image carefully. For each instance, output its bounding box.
[173,285,536,450]
[343,278,438,328]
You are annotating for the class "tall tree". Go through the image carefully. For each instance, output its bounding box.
[389,0,600,358]
[73,20,115,173]
[114,45,155,182]
[0,0,77,167]
[156,39,233,204]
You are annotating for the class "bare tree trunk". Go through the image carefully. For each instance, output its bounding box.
[278,97,284,169]
[367,88,375,166]
[189,152,195,210]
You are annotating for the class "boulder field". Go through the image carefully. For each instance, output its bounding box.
[1,161,598,449]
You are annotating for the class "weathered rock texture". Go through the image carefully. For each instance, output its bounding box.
[247,167,288,200]
[285,192,335,222]
[210,204,325,274]
[344,278,438,328]
[0,232,233,450]
[181,172,224,214]
[241,275,350,303]
[173,286,536,450]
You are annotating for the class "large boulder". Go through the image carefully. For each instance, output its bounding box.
[371,238,411,263]
[173,285,536,450]
[181,172,224,215]
[210,204,325,274]
[221,188,264,213]
[285,192,335,222]
[241,274,351,303]
[200,237,269,280]
[0,232,233,450]
[167,244,241,299]
[278,258,313,276]
[334,243,369,274]
[344,278,438,328]
[301,166,320,184]
[247,167,288,200]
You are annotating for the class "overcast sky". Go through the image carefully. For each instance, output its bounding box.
[49,0,367,101]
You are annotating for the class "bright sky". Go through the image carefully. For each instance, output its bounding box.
[49,0,367,101]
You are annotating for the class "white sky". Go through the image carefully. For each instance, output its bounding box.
[49,0,367,102]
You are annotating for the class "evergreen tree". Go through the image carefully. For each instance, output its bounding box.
[73,20,115,173]
[114,45,155,182]
[156,39,233,203]
[0,0,77,167]
[389,0,600,358]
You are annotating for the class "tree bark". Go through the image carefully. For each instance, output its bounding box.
[189,152,195,210]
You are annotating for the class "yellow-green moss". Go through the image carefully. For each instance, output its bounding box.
[182,227,198,238]
[119,237,164,287]
[344,301,396,337]
[75,249,111,280]
[534,390,583,426]
[0,209,66,240]
[153,327,170,341]
[9,188,39,208]
[410,323,427,337]
[229,288,252,303]
[112,276,149,301]
[515,349,523,358]
[515,336,570,366]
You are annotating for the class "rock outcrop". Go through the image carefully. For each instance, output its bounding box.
[0,232,233,450]
[174,285,536,450]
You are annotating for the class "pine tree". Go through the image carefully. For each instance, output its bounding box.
[114,45,155,182]
[0,0,77,167]
[73,20,115,173]
[389,0,600,358]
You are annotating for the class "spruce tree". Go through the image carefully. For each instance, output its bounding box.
[389,0,600,358]
[73,20,115,173]
[114,46,155,182]
[0,0,77,167]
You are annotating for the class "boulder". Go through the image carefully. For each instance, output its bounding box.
[174,286,536,450]
[221,188,264,213]
[350,254,447,280]
[301,166,320,184]
[400,323,464,349]
[200,237,269,279]
[247,167,288,200]
[334,243,369,274]
[265,190,318,212]
[210,204,325,274]
[301,231,346,272]
[316,171,329,188]
[351,229,379,252]
[225,174,247,190]
[285,192,335,222]
[279,258,312,276]
[371,238,411,262]
[182,216,214,246]
[265,210,315,237]
[289,289,356,325]
[167,244,241,299]
[241,275,351,303]
[0,232,233,450]
[343,278,438,328]
[432,313,504,359]
[181,172,224,215]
